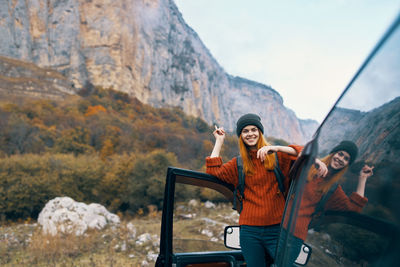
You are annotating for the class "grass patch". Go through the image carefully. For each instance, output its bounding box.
[0,215,162,267]
[0,201,239,266]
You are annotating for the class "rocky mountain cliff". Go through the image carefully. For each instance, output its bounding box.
[0,0,318,144]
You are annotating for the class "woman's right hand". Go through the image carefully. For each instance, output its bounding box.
[213,125,226,142]
[210,125,225,158]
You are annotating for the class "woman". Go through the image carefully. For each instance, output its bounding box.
[280,140,374,265]
[206,113,302,267]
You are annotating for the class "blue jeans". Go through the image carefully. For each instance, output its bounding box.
[240,224,280,267]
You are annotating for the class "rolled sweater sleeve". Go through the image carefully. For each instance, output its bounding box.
[205,156,238,186]
[326,186,368,212]
[288,145,303,161]
[277,145,303,175]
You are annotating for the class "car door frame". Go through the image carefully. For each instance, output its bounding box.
[155,166,245,267]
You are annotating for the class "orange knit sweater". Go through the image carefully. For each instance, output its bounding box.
[206,145,302,226]
[290,176,368,240]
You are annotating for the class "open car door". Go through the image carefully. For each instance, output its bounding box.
[155,167,245,267]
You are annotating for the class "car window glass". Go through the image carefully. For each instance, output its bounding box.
[337,29,400,113]
[173,183,237,253]
[279,15,400,266]
[317,16,400,225]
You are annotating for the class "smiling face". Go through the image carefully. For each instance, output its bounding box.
[240,125,260,150]
[330,150,351,170]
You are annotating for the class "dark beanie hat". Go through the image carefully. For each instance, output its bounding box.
[330,140,358,164]
[236,113,264,137]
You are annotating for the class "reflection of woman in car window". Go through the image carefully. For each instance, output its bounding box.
[206,113,302,267]
[282,140,374,265]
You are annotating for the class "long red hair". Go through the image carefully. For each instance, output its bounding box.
[307,154,348,194]
[238,129,275,176]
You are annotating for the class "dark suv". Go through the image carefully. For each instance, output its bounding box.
[156,13,400,267]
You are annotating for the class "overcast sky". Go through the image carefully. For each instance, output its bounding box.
[174,0,400,122]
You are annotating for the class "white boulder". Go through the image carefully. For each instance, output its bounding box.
[204,201,216,209]
[38,196,120,236]
[136,233,152,245]
[188,199,199,207]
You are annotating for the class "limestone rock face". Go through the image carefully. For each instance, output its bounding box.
[0,0,318,143]
[38,196,120,236]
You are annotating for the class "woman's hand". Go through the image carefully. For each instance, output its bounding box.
[210,125,225,158]
[356,164,374,197]
[257,145,278,162]
[314,158,328,177]
[213,125,226,142]
[359,164,374,181]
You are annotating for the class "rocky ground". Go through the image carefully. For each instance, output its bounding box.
[0,200,364,267]
[0,218,160,266]
[0,200,238,267]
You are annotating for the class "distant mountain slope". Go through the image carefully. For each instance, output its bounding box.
[0,56,74,99]
[318,97,400,165]
[0,0,318,143]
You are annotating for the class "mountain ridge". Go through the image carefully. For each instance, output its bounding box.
[0,0,318,143]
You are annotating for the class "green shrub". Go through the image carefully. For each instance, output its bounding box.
[0,154,104,220]
[124,150,178,213]
[0,151,182,220]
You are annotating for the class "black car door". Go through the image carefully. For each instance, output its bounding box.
[156,167,246,267]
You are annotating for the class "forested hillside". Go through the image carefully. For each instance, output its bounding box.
[0,88,288,221]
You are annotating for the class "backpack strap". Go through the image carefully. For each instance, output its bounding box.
[233,152,286,213]
[233,156,245,213]
[273,152,286,195]
[313,183,339,216]
[309,183,339,229]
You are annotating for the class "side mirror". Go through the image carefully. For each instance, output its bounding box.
[295,244,312,265]
[224,226,312,266]
[224,225,241,250]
